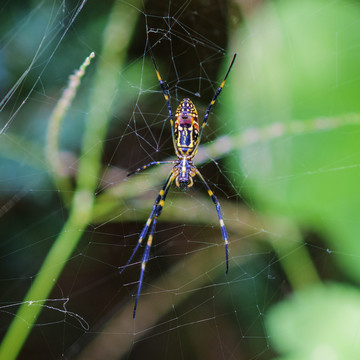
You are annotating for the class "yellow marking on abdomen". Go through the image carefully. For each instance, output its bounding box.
[208,190,213,196]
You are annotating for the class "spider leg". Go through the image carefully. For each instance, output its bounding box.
[120,171,175,275]
[132,218,157,318]
[195,169,229,274]
[196,54,237,150]
[127,160,175,176]
[132,174,175,318]
[149,49,176,149]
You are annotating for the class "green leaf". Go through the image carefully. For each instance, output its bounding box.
[266,283,360,360]
[227,0,360,281]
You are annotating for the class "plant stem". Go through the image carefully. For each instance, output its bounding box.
[0,1,141,358]
[0,192,91,360]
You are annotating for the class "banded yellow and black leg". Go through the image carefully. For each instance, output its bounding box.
[132,176,174,318]
[133,218,157,318]
[197,54,237,150]
[120,172,175,275]
[127,160,175,177]
[196,170,229,274]
[149,49,176,149]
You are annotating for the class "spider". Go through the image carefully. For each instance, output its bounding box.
[123,52,237,318]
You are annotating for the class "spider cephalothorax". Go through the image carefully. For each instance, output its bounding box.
[173,159,196,188]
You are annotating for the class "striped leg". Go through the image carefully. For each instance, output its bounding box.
[132,177,173,318]
[149,49,176,149]
[195,169,229,274]
[196,54,237,150]
[127,160,175,177]
[132,218,157,318]
[120,171,175,275]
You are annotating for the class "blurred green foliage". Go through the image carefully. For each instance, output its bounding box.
[267,283,360,359]
[2,0,360,359]
[226,0,360,358]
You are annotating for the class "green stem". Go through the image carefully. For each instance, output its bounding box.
[0,191,92,360]
[0,1,141,358]
[266,217,320,289]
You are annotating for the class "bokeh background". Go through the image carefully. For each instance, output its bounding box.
[1,0,360,359]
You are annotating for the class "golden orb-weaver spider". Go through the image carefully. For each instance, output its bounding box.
[123,52,237,318]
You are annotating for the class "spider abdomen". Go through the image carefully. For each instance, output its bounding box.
[175,98,199,156]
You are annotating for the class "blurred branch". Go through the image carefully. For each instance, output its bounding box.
[0,113,358,205]
[92,113,360,222]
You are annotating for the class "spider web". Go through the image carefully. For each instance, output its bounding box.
[0,0,353,359]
